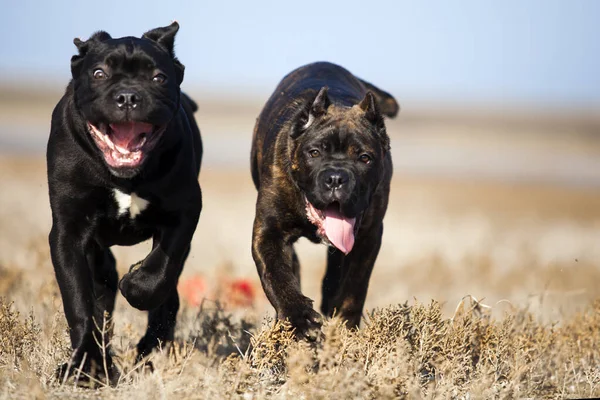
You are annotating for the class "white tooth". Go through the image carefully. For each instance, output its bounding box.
[115,145,130,155]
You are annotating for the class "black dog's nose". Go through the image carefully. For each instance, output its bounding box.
[115,91,141,109]
[323,170,350,190]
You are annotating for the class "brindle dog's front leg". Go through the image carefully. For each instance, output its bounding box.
[119,206,199,311]
[327,223,383,328]
[252,216,322,338]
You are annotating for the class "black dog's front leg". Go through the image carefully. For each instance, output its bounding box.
[135,245,189,360]
[252,217,322,338]
[119,207,199,311]
[49,222,118,385]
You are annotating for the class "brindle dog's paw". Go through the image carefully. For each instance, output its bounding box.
[281,305,323,341]
[119,261,170,310]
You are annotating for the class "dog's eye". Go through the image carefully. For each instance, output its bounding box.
[359,154,372,164]
[308,149,321,158]
[93,69,107,80]
[152,73,167,84]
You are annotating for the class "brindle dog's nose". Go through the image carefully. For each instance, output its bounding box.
[323,169,350,190]
[115,91,141,109]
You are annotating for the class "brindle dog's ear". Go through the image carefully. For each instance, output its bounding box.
[143,22,184,84]
[291,87,331,139]
[359,91,390,152]
[358,91,383,124]
[311,86,331,118]
[71,31,112,79]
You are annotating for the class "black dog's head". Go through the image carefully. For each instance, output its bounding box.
[288,87,391,254]
[70,22,184,178]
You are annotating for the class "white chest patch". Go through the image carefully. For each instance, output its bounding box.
[113,189,149,219]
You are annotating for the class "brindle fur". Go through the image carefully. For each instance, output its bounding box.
[251,62,398,336]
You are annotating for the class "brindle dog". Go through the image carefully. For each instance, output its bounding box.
[251,62,399,337]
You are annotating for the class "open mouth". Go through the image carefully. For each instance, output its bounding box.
[87,121,165,168]
[305,198,359,255]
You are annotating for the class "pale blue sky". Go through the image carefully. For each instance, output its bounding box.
[1,0,599,105]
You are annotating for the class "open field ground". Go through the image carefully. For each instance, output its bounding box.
[1,90,600,398]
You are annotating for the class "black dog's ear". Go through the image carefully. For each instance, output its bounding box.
[290,87,331,139]
[143,22,179,57]
[142,22,184,84]
[73,31,112,54]
[89,30,112,42]
[73,31,111,53]
[71,31,112,78]
[359,91,390,152]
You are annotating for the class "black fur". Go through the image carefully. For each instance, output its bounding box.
[47,22,202,384]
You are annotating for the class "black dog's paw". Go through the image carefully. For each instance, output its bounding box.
[135,332,170,362]
[280,305,323,341]
[119,264,171,310]
[56,356,120,387]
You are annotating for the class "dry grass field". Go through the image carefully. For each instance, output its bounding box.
[2,291,600,399]
[1,90,600,398]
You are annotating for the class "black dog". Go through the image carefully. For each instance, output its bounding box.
[251,62,399,337]
[47,22,202,383]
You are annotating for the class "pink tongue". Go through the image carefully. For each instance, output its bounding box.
[109,122,153,148]
[323,207,356,254]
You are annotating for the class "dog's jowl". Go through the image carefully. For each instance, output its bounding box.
[46,22,202,384]
[251,62,399,337]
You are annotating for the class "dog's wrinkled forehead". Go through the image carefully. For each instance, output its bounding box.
[302,105,379,152]
[290,86,391,155]
[83,37,171,71]
[71,23,184,84]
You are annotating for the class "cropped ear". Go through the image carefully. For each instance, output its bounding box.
[143,22,179,57]
[70,31,112,78]
[290,87,331,139]
[359,91,390,152]
[142,22,184,84]
[310,86,331,118]
[358,91,383,124]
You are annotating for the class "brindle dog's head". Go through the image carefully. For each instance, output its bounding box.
[288,87,391,254]
[70,22,184,178]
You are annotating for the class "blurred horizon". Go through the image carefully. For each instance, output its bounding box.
[2,1,600,188]
[2,0,600,107]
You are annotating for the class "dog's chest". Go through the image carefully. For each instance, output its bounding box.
[112,189,149,219]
